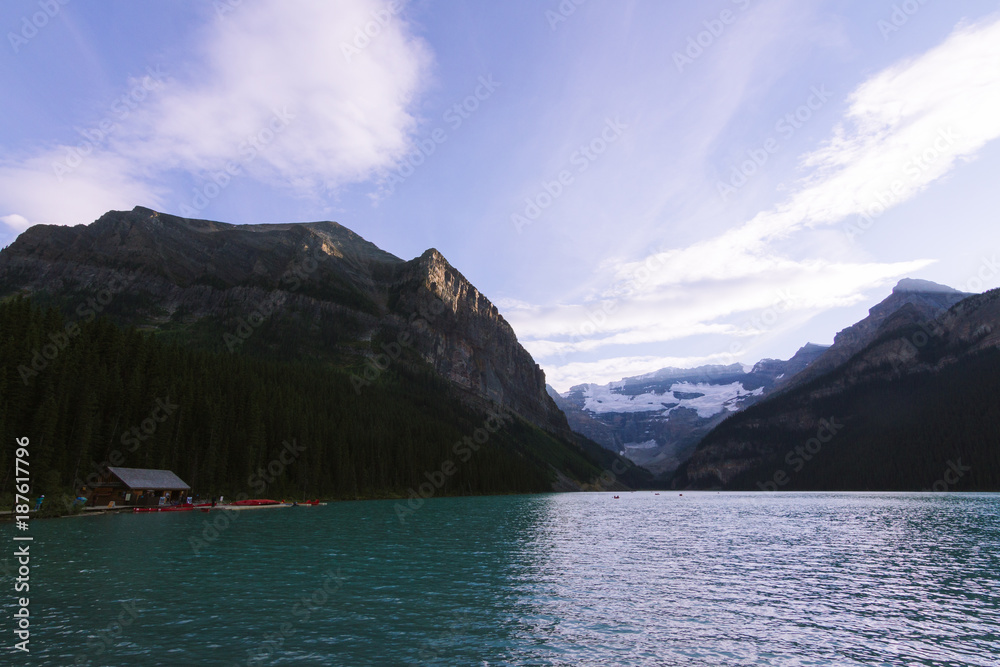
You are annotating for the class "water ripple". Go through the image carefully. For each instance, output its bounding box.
[3,492,998,665]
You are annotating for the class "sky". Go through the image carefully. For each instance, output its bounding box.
[2,0,1000,392]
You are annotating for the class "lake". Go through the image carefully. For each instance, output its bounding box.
[5,492,999,665]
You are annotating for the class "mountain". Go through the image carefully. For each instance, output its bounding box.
[1,207,565,428]
[0,207,649,498]
[551,343,828,477]
[774,279,971,395]
[674,280,1000,490]
[547,384,625,453]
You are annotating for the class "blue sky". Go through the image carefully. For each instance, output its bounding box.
[2,0,1000,391]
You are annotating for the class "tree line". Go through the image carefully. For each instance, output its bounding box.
[1,296,605,506]
[703,345,1000,491]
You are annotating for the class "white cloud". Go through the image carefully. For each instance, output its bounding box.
[0,214,31,233]
[613,15,1000,296]
[0,151,167,233]
[0,0,432,229]
[528,16,1000,390]
[515,258,933,360]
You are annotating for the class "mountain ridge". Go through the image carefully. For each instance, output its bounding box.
[0,206,572,433]
[774,279,972,397]
[552,343,829,476]
[673,281,1000,490]
[0,207,656,497]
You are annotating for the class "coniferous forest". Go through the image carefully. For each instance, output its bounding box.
[692,346,1000,491]
[0,297,639,505]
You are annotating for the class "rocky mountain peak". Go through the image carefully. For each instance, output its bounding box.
[892,278,963,294]
[419,247,447,263]
[0,207,567,435]
[749,343,828,378]
[388,244,564,431]
[674,286,1000,491]
[779,281,973,394]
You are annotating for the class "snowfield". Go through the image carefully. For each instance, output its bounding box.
[582,381,763,418]
[624,439,659,450]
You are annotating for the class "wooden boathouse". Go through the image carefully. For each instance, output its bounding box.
[87,467,191,507]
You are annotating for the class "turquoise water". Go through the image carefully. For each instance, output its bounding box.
[3,492,999,666]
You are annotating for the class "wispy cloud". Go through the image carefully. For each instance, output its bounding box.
[623,15,1000,292]
[0,0,431,232]
[533,15,1000,391]
[512,258,932,356]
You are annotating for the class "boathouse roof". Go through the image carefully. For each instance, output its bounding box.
[107,467,191,491]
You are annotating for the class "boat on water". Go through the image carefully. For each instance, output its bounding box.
[133,505,195,513]
[132,498,327,513]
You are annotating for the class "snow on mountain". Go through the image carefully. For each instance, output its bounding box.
[582,383,676,413]
[624,439,659,450]
[556,344,830,478]
[582,380,763,418]
[665,381,764,418]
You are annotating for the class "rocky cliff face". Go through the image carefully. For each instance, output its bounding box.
[0,207,567,433]
[547,384,624,452]
[776,280,971,395]
[386,248,568,432]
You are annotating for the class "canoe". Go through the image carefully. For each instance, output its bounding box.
[132,506,195,513]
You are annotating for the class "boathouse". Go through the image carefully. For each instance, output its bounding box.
[87,467,191,507]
